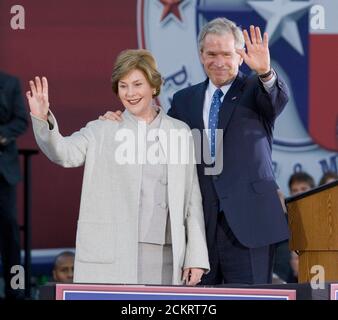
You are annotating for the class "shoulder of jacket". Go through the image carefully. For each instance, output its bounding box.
[85,118,120,134]
[164,115,191,131]
[173,81,205,99]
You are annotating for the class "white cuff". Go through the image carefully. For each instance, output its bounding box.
[260,70,277,92]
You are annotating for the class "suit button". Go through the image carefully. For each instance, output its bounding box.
[160,179,168,185]
[212,175,219,181]
[158,202,168,209]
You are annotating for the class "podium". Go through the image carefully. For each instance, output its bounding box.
[286,180,338,283]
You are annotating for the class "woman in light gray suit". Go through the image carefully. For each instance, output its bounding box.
[26,49,209,285]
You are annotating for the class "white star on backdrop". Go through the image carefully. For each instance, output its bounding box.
[248,0,312,55]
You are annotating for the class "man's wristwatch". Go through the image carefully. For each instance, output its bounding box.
[258,68,273,79]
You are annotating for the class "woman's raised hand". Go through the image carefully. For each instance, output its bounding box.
[26,76,50,121]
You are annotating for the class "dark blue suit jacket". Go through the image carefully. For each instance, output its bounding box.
[168,71,289,249]
[0,72,28,185]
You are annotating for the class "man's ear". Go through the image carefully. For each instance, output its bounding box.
[239,51,244,66]
[199,50,204,63]
[236,47,245,66]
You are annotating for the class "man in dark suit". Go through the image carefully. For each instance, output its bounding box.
[167,17,289,285]
[0,71,28,298]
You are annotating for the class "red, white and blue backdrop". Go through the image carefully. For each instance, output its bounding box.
[0,0,337,249]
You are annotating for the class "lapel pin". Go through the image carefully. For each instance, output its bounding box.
[231,96,237,101]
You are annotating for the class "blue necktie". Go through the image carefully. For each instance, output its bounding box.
[208,88,224,158]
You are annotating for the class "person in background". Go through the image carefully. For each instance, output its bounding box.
[0,71,28,299]
[288,171,315,196]
[52,251,75,283]
[318,171,338,186]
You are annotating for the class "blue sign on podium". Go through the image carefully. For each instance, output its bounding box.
[56,284,296,300]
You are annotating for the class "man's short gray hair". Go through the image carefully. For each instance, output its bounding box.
[198,17,245,52]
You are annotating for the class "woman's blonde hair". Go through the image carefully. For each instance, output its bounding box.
[111,49,163,97]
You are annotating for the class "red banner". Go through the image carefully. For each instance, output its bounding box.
[0,0,137,248]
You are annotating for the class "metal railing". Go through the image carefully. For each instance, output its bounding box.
[19,149,38,299]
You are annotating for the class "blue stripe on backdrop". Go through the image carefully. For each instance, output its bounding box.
[0,248,75,276]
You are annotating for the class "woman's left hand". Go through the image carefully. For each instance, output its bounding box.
[182,268,204,286]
